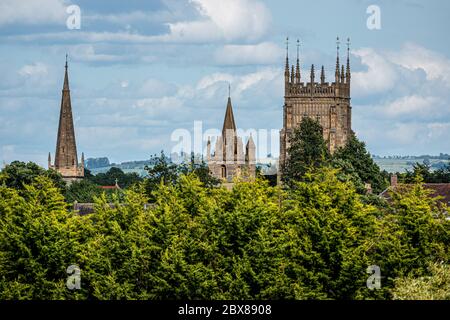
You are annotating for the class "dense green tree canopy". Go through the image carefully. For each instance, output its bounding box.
[87,167,142,189]
[1,161,66,192]
[282,118,330,185]
[333,133,389,194]
[0,165,447,300]
[399,162,450,184]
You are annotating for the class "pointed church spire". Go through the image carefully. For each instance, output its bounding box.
[295,39,300,83]
[222,94,237,163]
[320,65,325,84]
[310,64,315,84]
[335,36,340,83]
[222,94,237,138]
[346,37,351,83]
[54,56,79,174]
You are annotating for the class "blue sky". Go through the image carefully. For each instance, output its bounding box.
[1,0,450,166]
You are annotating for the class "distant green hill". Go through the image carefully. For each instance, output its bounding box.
[84,156,450,176]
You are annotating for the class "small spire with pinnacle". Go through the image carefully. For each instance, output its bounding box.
[285,37,290,81]
[346,37,351,83]
[321,66,325,84]
[310,64,315,84]
[291,65,295,83]
[341,65,345,82]
[295,39,300,83]
[335,36,340,82]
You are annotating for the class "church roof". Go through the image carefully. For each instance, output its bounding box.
[380,183,450,207]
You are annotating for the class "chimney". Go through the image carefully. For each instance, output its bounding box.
[390,174,398,187]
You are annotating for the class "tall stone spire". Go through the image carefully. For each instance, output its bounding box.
[295,39,300,83]
[50,56,84,182]
[335,36,340,83]
[310,64,315,83]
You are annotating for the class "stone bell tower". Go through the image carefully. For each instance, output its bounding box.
[279,37,352,171]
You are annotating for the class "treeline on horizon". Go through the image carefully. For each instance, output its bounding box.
[0,118,448,300]
[372,153,450,160]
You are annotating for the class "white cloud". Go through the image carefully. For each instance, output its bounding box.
[214,42,283,65]
[0,0,68,26]
[351,43,450,98]
[14,62,56,93]
[187,0,271,42]
[8,0,272,44]
[351,48,398,97]
[388,43,450,87]
[383,95,441,118]
[18,62,48,78]
[196,73,234,91]
[139,79,177,98]
[70,45,126,63]
[195,68,281,100]
[161,0,271,43]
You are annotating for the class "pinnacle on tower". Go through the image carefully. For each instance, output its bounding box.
[291,65,295,83]
[295,39,300,83]
[310,64,315,83]
[346,37,351,83]
[284,37,290,82]
[335,36,340,82]
[320,65,325,84]
[341,65,345,83]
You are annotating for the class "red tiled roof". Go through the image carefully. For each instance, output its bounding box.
[380,183,450,206]
[423,184,450,204]
[99,185,119,189]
